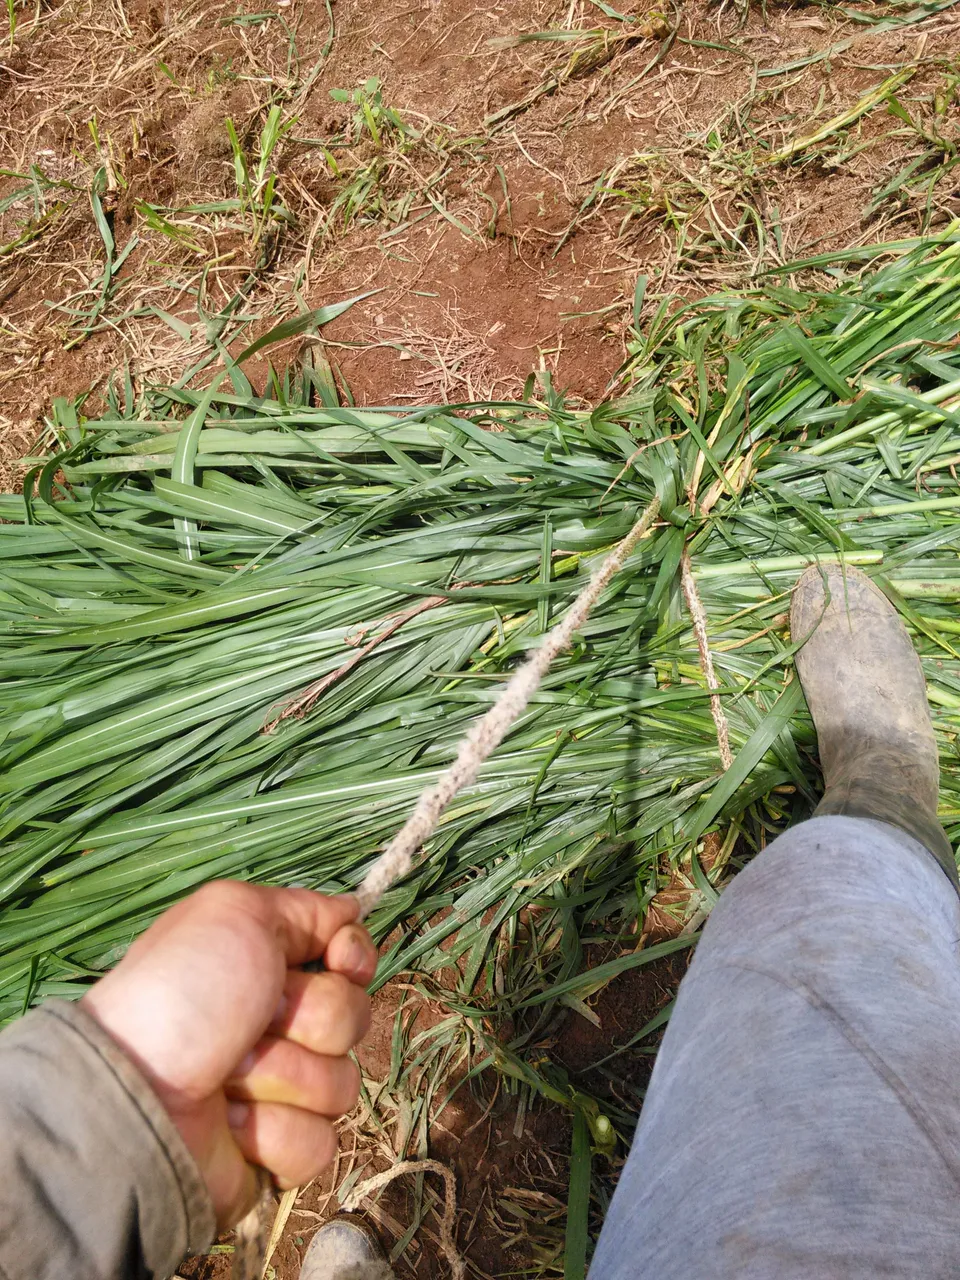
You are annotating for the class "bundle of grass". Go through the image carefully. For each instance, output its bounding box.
[1,231,959,1106]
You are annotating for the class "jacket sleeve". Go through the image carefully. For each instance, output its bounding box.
[0,998,216,1280]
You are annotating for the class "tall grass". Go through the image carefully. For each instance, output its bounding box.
[0,230,959,1098]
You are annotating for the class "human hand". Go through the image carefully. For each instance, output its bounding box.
[82,881,377,1229]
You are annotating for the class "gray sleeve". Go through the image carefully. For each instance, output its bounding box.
[0,998,216,1280]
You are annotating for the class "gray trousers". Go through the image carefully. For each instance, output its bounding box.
[590,816,960,1279]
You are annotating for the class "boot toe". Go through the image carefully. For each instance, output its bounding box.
[300,1217,395,1280]
[791,563,888,643]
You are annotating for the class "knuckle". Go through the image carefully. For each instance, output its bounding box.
[303,1118,338,1177]
[354,989,372,1039]
[266,1114,338,1187]
[284,1118,337,1184]
[289,972,371,1054]
[341,1057,361,1111]
[317,1116,338,1161]
[195,879,261,912]
[319,969,355,1012]
[323,975,371,1045]
[190,881,223,908]
[284,1044,314,1094]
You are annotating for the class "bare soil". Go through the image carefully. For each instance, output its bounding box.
[3,0,959,462]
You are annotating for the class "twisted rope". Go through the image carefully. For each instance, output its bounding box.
[236,495,661,1278]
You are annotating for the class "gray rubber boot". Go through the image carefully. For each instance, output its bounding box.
[791,563,958,891]
[300,1217,396,1280]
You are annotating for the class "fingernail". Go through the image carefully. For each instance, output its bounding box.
[236,1050,257,1075]
[341,932,366,977]
[227,1102,250,1130]
[334,892,360,917]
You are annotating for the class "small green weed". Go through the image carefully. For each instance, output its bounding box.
[225,105,297,246]
[329,76,412,148]
[135,203,206,254]
[866,72,960,228]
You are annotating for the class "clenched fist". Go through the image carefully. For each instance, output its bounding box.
[82,881,377,1227]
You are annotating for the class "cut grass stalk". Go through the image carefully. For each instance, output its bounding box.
[0,233,959,1144]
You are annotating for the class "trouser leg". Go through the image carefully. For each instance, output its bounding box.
[589,815,960,1280]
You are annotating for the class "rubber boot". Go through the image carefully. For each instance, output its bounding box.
[300,1217,396,1280]
[791,563,958,891]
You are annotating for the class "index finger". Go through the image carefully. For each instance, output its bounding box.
[257,887,360,966]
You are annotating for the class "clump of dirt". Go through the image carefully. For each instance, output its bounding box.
[176,88,251,170]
